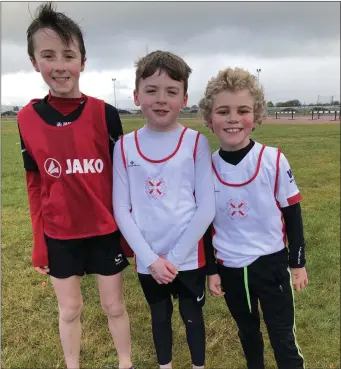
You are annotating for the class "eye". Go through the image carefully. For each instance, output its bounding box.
[146,90,156,94]
[65,55,75,59]
[217,110,228,115]
[168,90,177,95]
[239,110,251,115]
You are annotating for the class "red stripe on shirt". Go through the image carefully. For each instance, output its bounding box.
[287,193,302,206]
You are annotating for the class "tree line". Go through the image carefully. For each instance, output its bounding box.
[267,100,340,108]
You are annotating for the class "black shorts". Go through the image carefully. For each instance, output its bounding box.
[45,231,129,279]
[138,267,207,307]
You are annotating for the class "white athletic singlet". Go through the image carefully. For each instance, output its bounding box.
[121,126,206,273]
[212,141,302,268]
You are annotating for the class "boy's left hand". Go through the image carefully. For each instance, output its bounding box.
[290,267,308,292]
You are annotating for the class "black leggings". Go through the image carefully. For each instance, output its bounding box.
[139,270,206,366]
[218,249,304,369]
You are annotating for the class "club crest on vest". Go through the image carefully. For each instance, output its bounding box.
[145,176,167,199]
[227,198,249,220]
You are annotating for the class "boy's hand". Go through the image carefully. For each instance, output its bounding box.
[148,257,177,284]
[208,274,225,297]
[290,267,308,292]
[35,266,50,275]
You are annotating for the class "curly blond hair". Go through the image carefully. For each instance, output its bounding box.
[198,67,267,126]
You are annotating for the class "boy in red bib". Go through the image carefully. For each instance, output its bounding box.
[199,67,308,369]
[17,3,133,368]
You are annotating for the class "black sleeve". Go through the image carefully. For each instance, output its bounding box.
[203,224,218,275]
[281,202,306,268]
[18,124,39,172]
[105,103,124,162]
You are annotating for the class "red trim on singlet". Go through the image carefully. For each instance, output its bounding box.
[274,148,287,248]
[118,136,135,258]
[212,145,266,187]
[134,127,188,163]
[198,237,206,268]
[193,131,200,161]
[120,136,127,170]
[274,148,281,198]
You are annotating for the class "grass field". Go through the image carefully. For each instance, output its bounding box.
[1,119,340,369]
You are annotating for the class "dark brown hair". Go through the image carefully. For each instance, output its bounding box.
[135,50,192,93]
[27,2,86,63]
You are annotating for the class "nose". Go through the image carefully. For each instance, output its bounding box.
[227,110,240,124]
[156,90,167,104]
[53,58,67,73]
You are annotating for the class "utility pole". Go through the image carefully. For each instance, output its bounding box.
[111,78,117,108]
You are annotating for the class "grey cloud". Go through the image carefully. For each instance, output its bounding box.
[1,1,340,74]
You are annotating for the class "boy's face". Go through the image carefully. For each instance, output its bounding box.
[134,70,188,131]
[31,28,85,98]
[209,89,256,151]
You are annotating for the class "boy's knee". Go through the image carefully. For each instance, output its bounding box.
[59,301,83,323]
[179,300,203,325]
[101,300,126,318]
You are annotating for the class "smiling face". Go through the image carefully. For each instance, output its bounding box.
[134,69,188,131]
[31,28,85,98]
[209,89,256,151]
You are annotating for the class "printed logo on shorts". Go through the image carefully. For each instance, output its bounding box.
[227,199,249,220]
[145,176,166,199]
[114,254,123,265]
[44,158,62,178]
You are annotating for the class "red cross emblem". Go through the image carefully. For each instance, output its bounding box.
[228,199,249,220]
[145,177,166,199]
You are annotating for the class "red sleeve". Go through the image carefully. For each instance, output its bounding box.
[26,172,48,267]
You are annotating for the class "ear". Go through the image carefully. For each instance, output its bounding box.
[207,120,214,132]
[182,93,188,109]
[30,58,40,72]
[80,57,87,72]
[133,89,140,106]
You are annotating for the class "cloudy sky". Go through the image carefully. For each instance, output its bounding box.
[1,1,340,108]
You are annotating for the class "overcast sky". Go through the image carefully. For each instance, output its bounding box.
[1,1,340,108]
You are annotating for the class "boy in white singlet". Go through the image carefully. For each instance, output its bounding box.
[113,51,215,369]
[199,67,308,369]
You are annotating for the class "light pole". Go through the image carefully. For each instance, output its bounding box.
[111,78,117,108]
[256,68,261,84]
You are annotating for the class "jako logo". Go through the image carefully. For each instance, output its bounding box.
[44,158,62,178]
[65,159,104,174]
[44,158,104,177]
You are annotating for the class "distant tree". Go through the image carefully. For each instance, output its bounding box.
[191,105,198,110]
[1,111,17,117]
[332,100,340,106]
[285,99,302,107]
[275,99,301,107]
[267,101,274,107]
[13,106,19,112]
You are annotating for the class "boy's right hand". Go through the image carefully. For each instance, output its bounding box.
[208,274,225,297]
[148,258,178,284]
[35,266,50,275]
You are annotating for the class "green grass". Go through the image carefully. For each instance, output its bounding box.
[1,119,340,369]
